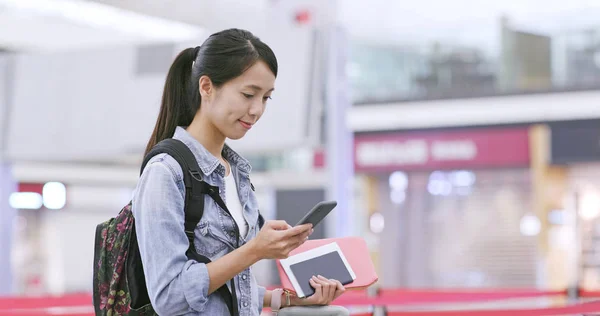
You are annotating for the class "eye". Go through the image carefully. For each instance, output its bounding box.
[263,96,272,102]
[242,93,254,99]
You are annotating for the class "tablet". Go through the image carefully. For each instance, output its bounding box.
[280,242,356,298]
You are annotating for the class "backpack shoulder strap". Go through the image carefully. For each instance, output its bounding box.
[141,139,206,245]
[140,139,237,316]
[141,138,199,179]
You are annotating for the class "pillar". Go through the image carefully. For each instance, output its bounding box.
[324,21,354,237]
[0,163,16,294]
[529,124,570,290]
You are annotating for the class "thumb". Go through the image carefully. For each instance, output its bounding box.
[266,220,291,231]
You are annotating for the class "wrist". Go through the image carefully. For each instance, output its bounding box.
[288,293,304,307]
[243,239,263,263]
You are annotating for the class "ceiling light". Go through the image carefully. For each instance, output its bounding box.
[9,192,43,210]
[0,0,205,41]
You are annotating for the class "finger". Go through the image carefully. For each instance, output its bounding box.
[305,228,314,238]
[284,234,309,252]
[283,227,315,255]
[285,224,312,238]
[314,276,331,303]
[283,223,312,237]
[318,276,336,301]
[315,277,329,305]
[309,277,324,304]
[297,227,314,242]
[309,277,319,290]
[295,235,310,247]
[294,230,311,245]
[285,239,304,253]
[327,279,337,301]
[332,279,345,299]
[268,220,291,230]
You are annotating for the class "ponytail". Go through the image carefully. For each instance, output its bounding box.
[144,47,201,156]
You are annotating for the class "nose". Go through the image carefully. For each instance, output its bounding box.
[248,99,265,118]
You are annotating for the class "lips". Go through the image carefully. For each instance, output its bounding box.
[239,120,253,129]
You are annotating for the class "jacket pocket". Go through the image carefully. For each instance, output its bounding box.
[195,220,229,258]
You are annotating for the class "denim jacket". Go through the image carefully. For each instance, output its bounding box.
[132,126,265,316]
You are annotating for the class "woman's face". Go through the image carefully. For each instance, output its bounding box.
[200,61,276,140]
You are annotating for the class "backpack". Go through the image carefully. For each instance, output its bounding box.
[92,138,263,316]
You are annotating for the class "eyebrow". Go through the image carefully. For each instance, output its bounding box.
[246,84,275,92]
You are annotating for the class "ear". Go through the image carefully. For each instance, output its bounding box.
[198,75,213,100]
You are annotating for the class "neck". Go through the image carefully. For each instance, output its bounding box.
[186,117,226,160]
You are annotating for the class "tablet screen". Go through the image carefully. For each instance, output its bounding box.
[289,251,354,297]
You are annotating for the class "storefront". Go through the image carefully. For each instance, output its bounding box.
[354,127,542,289]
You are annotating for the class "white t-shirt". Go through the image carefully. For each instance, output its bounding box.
[224,162,248,238]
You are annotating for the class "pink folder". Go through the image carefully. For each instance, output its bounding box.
[276,236,378,294]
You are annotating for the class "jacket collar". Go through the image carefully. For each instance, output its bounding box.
[172,126,252,177]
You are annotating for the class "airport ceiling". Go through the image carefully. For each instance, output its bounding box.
[1,0,600,51]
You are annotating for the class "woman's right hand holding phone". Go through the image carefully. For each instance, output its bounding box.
[249,220,313,260]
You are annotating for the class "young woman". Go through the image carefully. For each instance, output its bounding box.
[133,28,345,315]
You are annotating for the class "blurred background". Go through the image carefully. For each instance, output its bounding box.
[4,0,600,314]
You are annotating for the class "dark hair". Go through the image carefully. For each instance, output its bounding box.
[144,28,278,155]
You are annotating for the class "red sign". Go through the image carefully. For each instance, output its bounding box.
[18,183,43,194]
[354,127,530,172]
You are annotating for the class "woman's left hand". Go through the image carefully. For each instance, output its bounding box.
[292,275,345,306]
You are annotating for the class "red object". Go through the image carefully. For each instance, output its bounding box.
[5,287,600,315]
[294,9,311,24]
[0,312,92,316]
[366,288,564,305]
[0,293,92,310]
[276,237,378,294]
[331,289,564,307]
[387,299,600,315]
[313,148,326,169]
[17,183,43,194]
[354,127,530,172]
[579,289,600,297]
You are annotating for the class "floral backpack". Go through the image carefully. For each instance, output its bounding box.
[92,139,260,316]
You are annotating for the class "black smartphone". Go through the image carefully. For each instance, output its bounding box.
[295,200,337,228]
